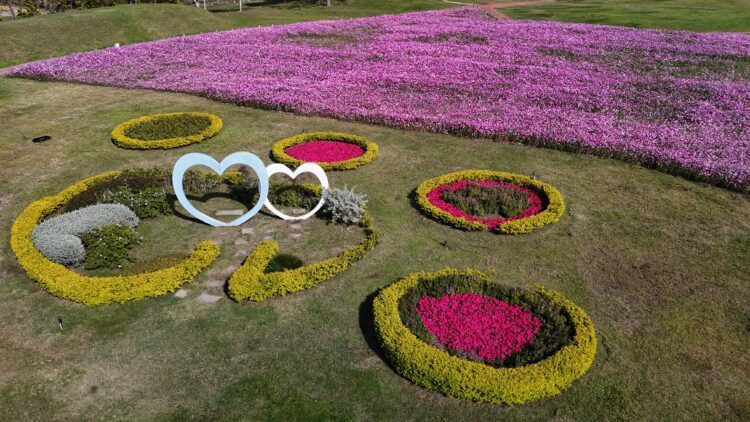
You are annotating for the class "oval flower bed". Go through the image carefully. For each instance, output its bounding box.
[271,132,378,170]
[111,112,223,150]
[415,170,565,234]
[373,268,597,404]
[10,171,220,305]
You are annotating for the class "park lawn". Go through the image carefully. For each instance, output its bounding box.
[0,1,452,68]
[0,77,749,420]
[504,0,750,32]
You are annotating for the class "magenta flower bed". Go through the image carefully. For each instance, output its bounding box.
[12,9,750,190]
[285,140,365,163]
[427,180,543,229]
[417,292,542,361]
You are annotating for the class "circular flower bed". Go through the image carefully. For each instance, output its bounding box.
[10,171,219,305]
[373,268,597,404]
[111,112,223,150]
[271,132,378,170]
[415,170,565,234]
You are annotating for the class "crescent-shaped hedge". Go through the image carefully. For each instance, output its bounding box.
[415,170,565,234]
[10,171,220,305]
[227,194,379,302]
[271,132,378,171]
[373,268,597,404]
[111,112,223,150]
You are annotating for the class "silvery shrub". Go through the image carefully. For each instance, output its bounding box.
[32,203,139,266]
[321,186,367,225]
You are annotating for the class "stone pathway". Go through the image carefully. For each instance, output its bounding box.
[197,292,223,304]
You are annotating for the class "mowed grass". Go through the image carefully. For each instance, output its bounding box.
[505,0,750,32]
[1,77,749,420]
[0,1,452,68]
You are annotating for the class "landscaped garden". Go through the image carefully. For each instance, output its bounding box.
[0,1,749,420]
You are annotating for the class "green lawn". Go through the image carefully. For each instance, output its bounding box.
[505,0,750,32]
[0,1,451,68]
[1,77,749,420]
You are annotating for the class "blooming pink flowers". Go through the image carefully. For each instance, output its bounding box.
[427,180,543,229]
[285,140,365,163]
[12,9,750,189]
[417,292,542,362]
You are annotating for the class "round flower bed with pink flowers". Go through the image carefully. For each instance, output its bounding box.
[374,268,597,404]
[415,170,565,234]
[271,132,378,171]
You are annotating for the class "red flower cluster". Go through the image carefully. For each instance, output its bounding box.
[285,140,365,163]
[417,292,541,362]
[426,180,543,229]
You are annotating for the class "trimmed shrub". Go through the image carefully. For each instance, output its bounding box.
[228,210,379,302]
[31,203,139,266]
[373,268,597,404]
[11,171,219,305]
[111,112,222,150]
[415,170,565,234]
[271,132,378,171]
[321,186,367,225]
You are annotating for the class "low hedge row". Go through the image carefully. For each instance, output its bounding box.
[10,171,220,305]
[373,268,597,404]
[271,132,378,171]
[415,170,565,234]
[228,210,379,302]
[111,112,223,150]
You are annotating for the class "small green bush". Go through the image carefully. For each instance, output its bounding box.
[80,224,140,270]
[265,254,304,273]
[442,184,530,218]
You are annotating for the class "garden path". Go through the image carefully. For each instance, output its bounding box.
[446,0,555,20]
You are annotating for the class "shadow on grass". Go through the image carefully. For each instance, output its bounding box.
[358,289,389,364]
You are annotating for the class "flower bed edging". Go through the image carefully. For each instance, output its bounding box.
[415,170,565,234]
[227,189,379,302]
[271,132,378,171]
[373,268,597,404]
[10,171,220,305]
[111,112,223,150]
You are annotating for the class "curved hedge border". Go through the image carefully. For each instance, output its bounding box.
[415,170,565,234]
[373,268,597,404]
[271,132,378,171]
[228,192,379,302]
[10,171,220,305]
[111,112,223,150]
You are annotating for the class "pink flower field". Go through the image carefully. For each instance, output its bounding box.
[12,9,750,190]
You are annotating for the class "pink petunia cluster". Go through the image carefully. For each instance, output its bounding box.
[285,140,365,163]
[426,180,543,229]
[417,292,542,362]
[11,8,750,189]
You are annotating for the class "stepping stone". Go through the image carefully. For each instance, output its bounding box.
[205,279,224,288]
[291,208,307,215]
[234,248,250,257]
[235,238,248,245]
[220,265,239,276]
[290,224,303,231]
[290,233,302,239]
[241,228,254,235]
[197,292,222,304]
[216,209,245,216]
[174,289,188,298]
[263,235,273,240]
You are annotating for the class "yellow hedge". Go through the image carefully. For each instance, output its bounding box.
[271,132,378,171]
[228,211,379,302]
[111,112,223,150]
[414,170,565,234]
[373,268,597,404]
[10,171,220,305]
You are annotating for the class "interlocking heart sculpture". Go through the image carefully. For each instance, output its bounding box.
[172,152,329,227]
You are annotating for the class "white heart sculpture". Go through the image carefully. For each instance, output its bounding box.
[172,152,269,227]
[264,163,329,221]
